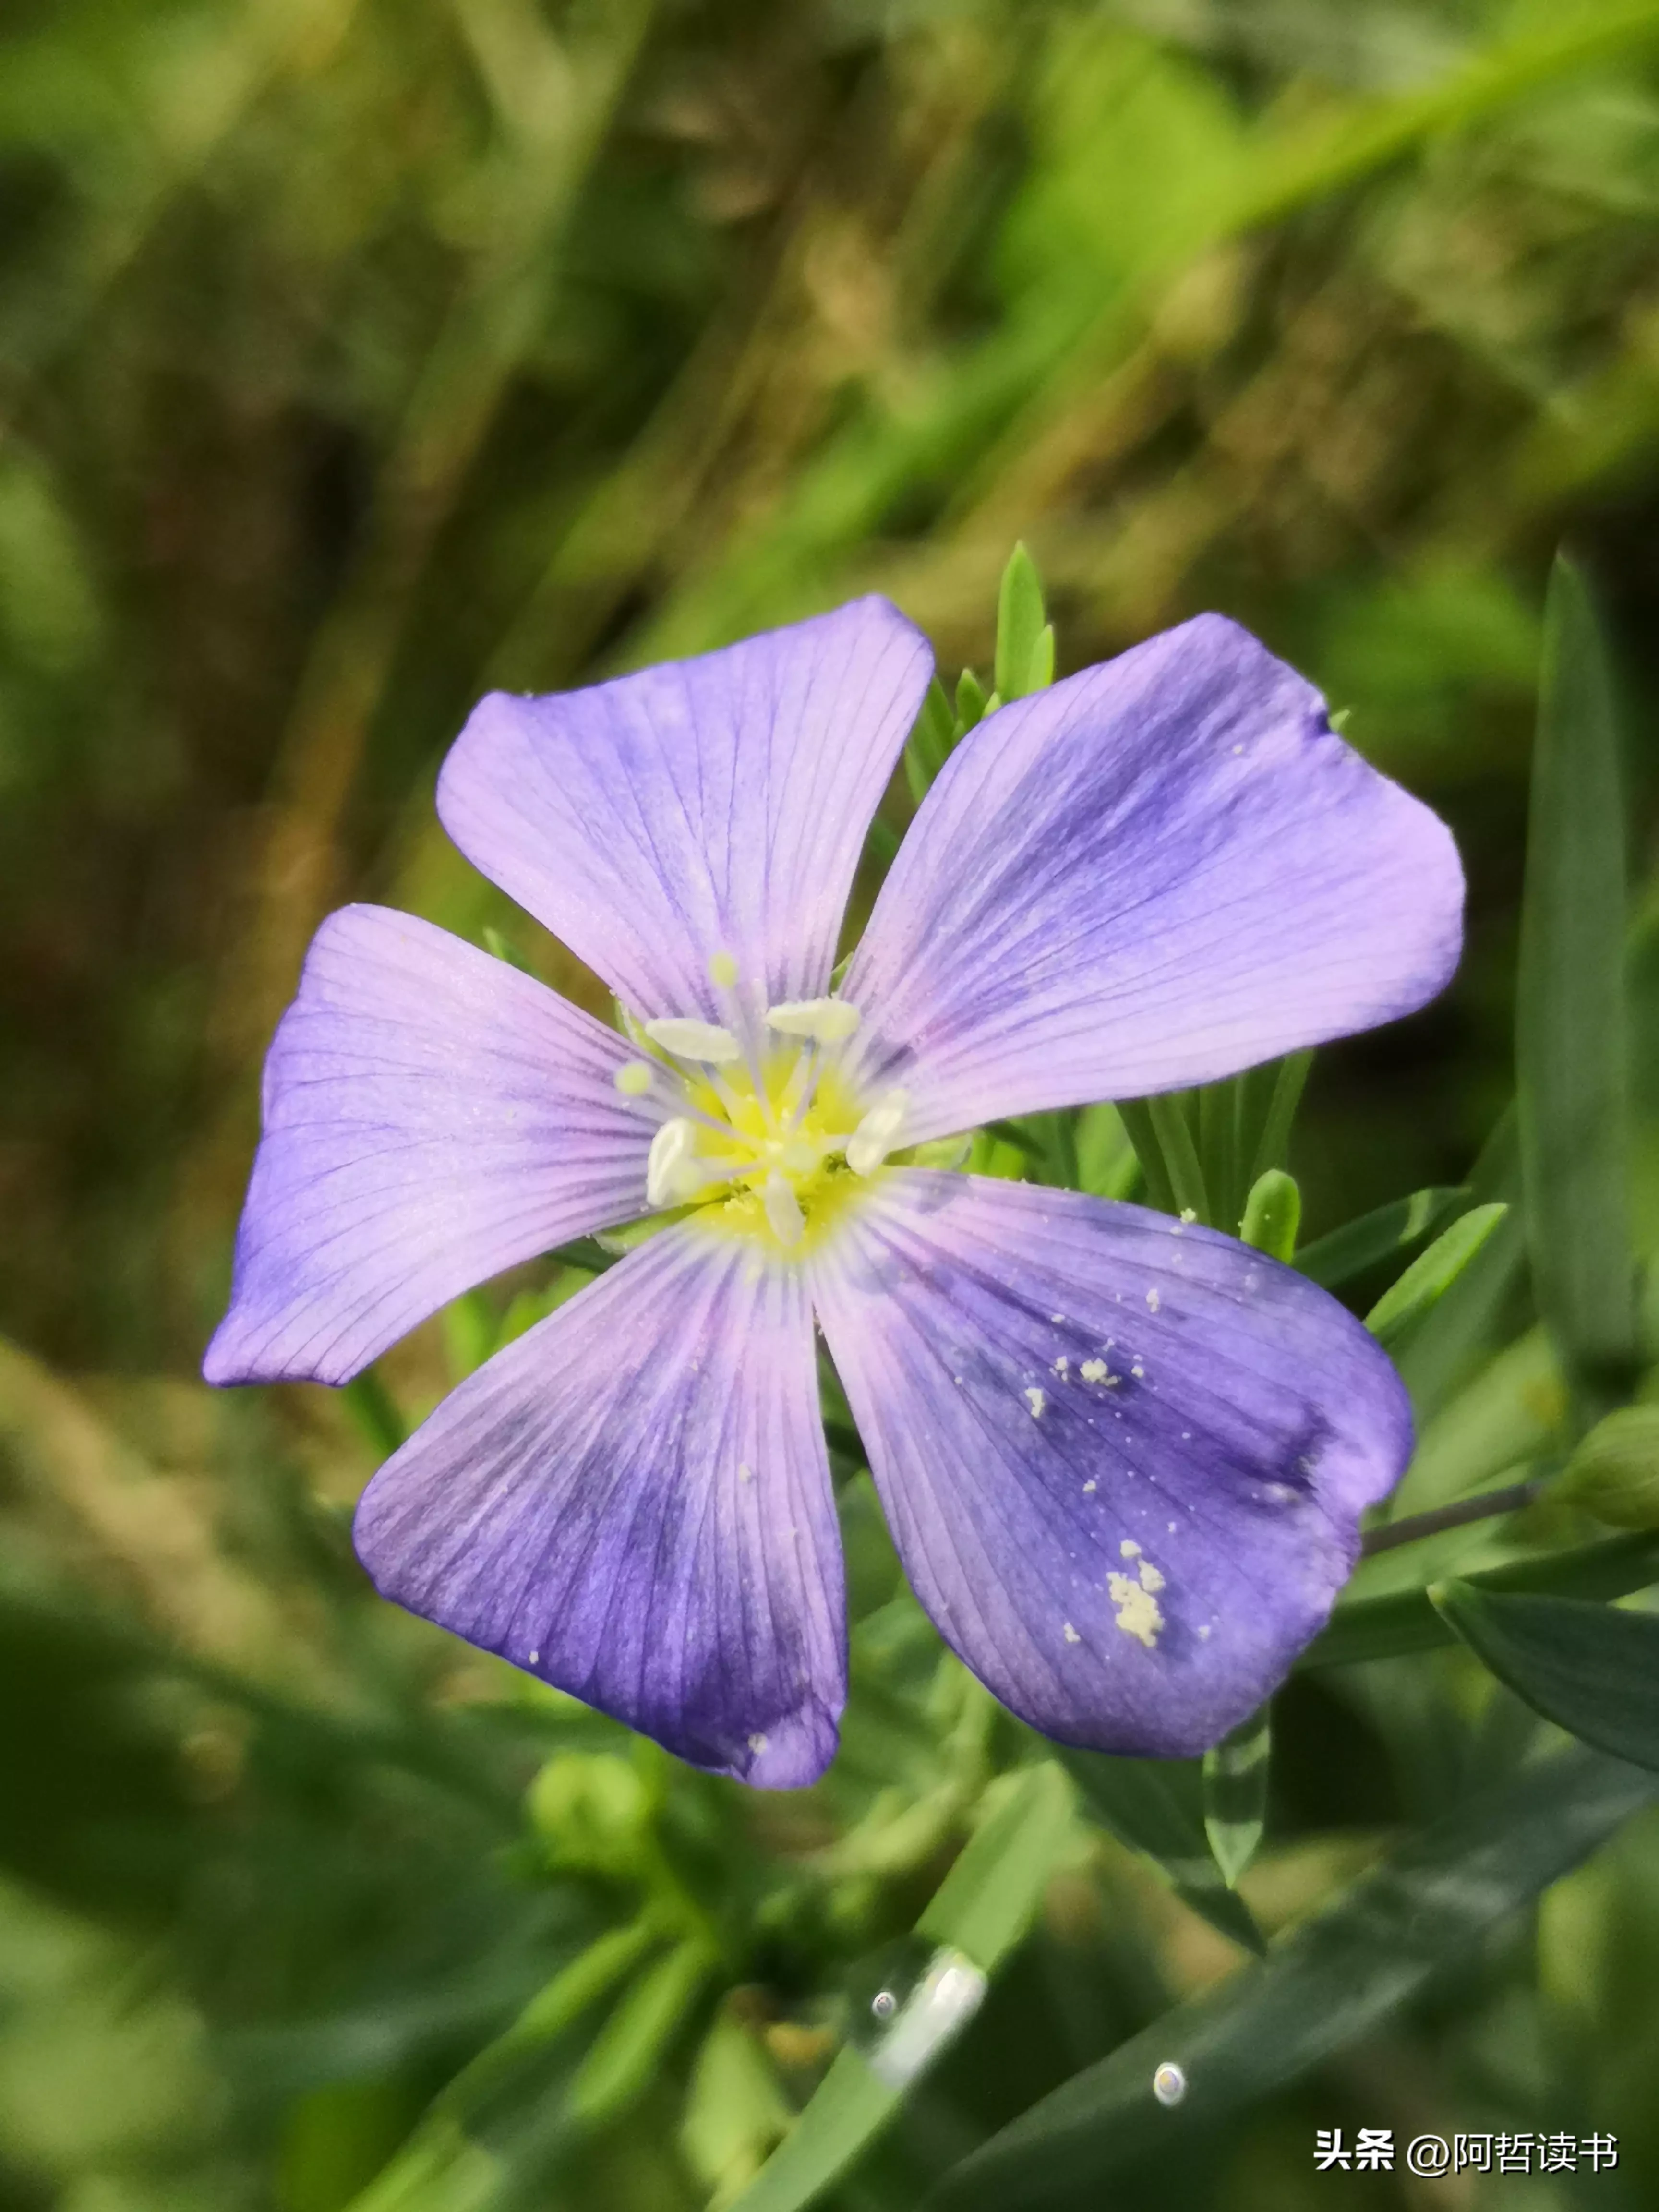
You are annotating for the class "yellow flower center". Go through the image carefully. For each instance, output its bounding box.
[612,969,909,1257]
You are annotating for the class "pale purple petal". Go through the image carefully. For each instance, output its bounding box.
[205,906,659,1387]
[809,1172,1409,1756]
[354,1227,843,1786]
[839,616,1464,1143]
[436,598,933,1021]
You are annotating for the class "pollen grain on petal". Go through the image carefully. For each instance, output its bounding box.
[614,1058,655,1096]
[708,950,740,989]
[1108,1571,1165,1649]
[1023,1386,1046,1418]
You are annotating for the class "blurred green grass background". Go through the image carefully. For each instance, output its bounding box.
[3,2,1659,2208]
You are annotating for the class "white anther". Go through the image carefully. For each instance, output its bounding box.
[846,1089,909,1176]
[765,997,862,1044]
[642,1017,742,1064]
[763,1169,805,1248]
[614,1059,655,1097]
[647,1117,698,1208]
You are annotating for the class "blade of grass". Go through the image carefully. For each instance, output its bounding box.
[1516,553,1637,1416]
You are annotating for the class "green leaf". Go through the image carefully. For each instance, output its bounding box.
[1112,1099,1175,1215]
[569,1939,711,2125]
[682,2010,792,2201]
[1243,1050,1313,1188]
[1202,1706,1271,1887]
[1075,1103,1139,1202]
[730,1764,1073,2212]
[1301,1529,1659,1670]
[1517,553,1636,1405]
[981,1118,1047,1160]
[1297,1186,1468,1288]
[481,924,531,973]
[1143,1093,1208,1222]
[511,1924,662,2049]
[915,1762,1074,1973]
[1238,1170,1299,1263]
[1196,1082,1241,1235]
[1364,1204,1508,1347]
[933,1744,1658,2211]
[546,1237,620,1274]
[1433,1582,1659,1773]
[343,1370,406,1457]
[994,543,1049,703]
[1056,1748,1264,1953]
[1394,1118,1527,1424]
[904,676,958,804]
[954,668,989,733]
[442,1288,497,1380]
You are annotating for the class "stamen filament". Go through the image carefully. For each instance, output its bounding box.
[763,1170,806,1248]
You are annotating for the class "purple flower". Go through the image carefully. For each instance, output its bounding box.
[205,599,1462,1787]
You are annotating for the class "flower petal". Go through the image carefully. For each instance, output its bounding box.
[840,616,1463,1142]
[205,905,659,1386]
[437,598,933,1021]
[354,1226,844,1786]
[809,1171,1409,1756]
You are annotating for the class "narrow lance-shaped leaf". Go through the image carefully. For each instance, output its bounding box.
[1365,1204,1507,1348]
[1301,1528,1659,1671]
[994,542,1053,703]
[954,667,990,733]
[731,1764,1073,2212]
[1394,1114,1526,1425]
[1202,1705,1271,1888]
[1244,1050,1313,1188]
[1296,1186,1467,1289]
[1517,553,1637,1409]
[1148,1093,1210,1223]
[1113,1098,1176,1215]
[1197,1081,1242,1235]
[570,1939,713,2125]
[1056,1747,1264,1955]
[904,677,958,804]
[1433,1581,1659,1776]
[933,1745,1658,2212]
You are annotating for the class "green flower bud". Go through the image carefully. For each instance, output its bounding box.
[1560,1405,1659,1528]
[1240,1168,1300,1263]
[527,1752,652,1875]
